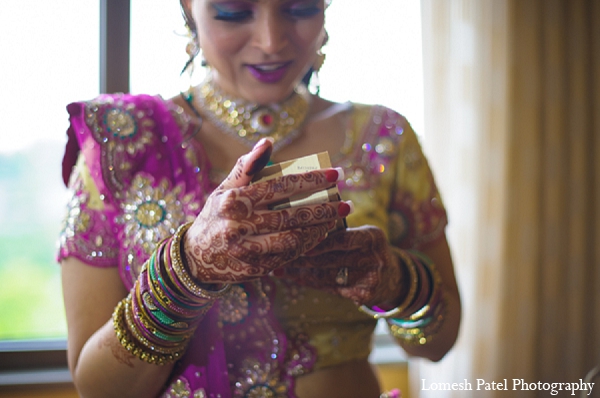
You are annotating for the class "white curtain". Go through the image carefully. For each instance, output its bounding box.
[414,0,600,397]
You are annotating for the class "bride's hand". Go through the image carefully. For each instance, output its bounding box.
[183,138,347,284]
[275,225,403,307]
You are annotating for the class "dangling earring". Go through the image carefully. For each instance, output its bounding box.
[180,28,205,118]
[182,27,200,75]
[309,49,326,95]
[313,50,326,73]
[309,30,328,95]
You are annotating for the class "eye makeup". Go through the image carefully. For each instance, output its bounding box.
[211,2,254,22]
[211,0,323,22]
[284,0,322,18]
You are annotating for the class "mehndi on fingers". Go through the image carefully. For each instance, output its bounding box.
[360,248,446,346]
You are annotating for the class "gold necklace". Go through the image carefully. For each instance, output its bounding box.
[194,74,311,153]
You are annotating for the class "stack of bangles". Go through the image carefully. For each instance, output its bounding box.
[359,247,445,346]
[112,222,230,365]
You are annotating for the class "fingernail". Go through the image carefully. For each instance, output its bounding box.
[246,144,273,176]
[338,200,354,217]
[325,167,345,183]
[252,137,274,152]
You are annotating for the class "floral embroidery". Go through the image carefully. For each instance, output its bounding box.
[339,104,447,249]
[233,360,288,398]
[119,173,200,285]
[165,377,192,398]
[104,108,137,139]
[84,95,156,198]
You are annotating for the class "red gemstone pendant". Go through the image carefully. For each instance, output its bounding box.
[261,114,273,126]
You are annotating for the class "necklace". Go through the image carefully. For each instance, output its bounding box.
[192,74,312,153]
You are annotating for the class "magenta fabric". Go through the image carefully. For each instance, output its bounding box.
[58,94,307,397]
[58,93,446,397]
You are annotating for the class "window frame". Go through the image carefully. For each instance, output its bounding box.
[0,0,410,389]
[0,0,130,389]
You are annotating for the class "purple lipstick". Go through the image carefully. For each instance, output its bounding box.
[246,62,292,83]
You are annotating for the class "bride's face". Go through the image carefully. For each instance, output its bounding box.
[185,0,326,104]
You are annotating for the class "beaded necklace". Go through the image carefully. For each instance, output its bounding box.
[184,74,311,154]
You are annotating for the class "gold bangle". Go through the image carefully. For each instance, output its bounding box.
[112,298,186,365]
[170,222,231,299]
[359,247,419,319]
[387,293,447,346]
[404,258,443,321]
[131,283,196,343]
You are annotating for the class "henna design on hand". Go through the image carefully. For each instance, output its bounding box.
[279,226,402,307]
[99,333,135,368]
[184,155,342,284]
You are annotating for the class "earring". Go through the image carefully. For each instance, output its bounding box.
[308,50,326,95]
[313,50,326,73]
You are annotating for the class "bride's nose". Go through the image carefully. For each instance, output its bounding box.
[251,11,290,55]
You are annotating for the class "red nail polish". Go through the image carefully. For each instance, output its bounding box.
[338,202,351,217]
[325,169,339,183]
[325,167,344,183]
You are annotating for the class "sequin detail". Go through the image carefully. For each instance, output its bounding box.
[338,104,447,249]
[58,165,119,265]
[338,106,405,190]
[84,95,156,198]
[219,285,250,324]
[165,377,192,398]
[120,174,200,284]
[234,360,288,398]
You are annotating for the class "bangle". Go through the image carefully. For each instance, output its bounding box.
[132,279,195,343]
[403,255,443,321]
[167,222,231,300]
[386,256,446,346]
[149,241,211,313]
[145,246,209,321]
[127,291,189,351]
[387,293,447,346]
[112,298,186,365]
[359,248,419,319]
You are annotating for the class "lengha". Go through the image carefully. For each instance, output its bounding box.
[58,94,446,397]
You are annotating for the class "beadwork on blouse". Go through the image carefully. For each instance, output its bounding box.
[58,94,447,397]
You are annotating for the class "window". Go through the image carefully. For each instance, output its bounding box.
[0,0,99,341]
[1,0,423,385]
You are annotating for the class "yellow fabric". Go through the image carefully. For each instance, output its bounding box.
[274,103,447,370]
[76,156,105,211]
[67,102,446,372]
[273,280,377,370]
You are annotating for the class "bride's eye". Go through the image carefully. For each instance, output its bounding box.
[284,1,322,18]
[212,2,253,22]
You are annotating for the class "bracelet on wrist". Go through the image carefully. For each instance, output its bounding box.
[359,248,420,319]
[112,222,233,365]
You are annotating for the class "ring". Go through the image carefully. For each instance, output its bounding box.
[335,267,349,286]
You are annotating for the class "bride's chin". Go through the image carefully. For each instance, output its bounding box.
[241,87,299,105]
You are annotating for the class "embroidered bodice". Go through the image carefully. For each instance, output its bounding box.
[58,94,446,397]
